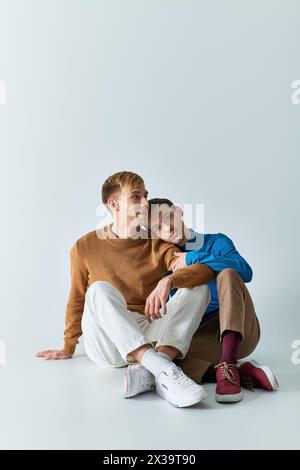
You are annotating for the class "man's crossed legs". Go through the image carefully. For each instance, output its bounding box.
[81,280,211,408]
[178,269,279,402]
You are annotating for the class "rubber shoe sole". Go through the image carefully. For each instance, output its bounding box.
[156,383,208,408]
[248,359,279,391]
[123,367,132,398]
[215,390,243,403]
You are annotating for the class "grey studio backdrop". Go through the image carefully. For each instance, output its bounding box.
[0,0,299,449]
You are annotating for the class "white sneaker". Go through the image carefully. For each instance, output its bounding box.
[155,363,208,407]
[123,364,155,398]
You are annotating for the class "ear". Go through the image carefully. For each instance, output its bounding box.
[107,197,119,212]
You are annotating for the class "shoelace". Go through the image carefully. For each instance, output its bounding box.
[142,371,155,389]
[128,364,152,389]
[142,380,154,389]
[168,366,191,389]
[214,362,239,386]
[133,365,154,389]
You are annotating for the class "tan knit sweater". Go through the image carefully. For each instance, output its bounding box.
[63,225,215,355]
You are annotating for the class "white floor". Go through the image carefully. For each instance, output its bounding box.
[0,347,299,450]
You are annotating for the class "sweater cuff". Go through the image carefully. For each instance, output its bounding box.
[63,338,77,356]
[168,273,182,289]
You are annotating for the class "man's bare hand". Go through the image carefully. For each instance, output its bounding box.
[171,252,187,272]
[145,277,172,322]
[35,349,72,360]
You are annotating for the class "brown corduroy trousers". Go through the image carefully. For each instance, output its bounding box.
[176,268,261,383]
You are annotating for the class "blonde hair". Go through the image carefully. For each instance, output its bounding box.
[101,171,144,204]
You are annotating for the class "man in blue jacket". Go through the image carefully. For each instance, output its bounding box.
[145,198,279,403]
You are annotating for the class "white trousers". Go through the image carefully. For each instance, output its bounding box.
[81,281,210,368]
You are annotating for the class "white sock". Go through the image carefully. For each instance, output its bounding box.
[157,351,172,362]
[141,348,172,377]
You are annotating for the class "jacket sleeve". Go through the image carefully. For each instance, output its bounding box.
[185,233,253,283]
[161,243,216,288]
[63,242,88,355]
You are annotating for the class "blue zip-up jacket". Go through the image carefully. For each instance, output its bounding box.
[171,231,253,321]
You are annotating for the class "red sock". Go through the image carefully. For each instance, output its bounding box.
[220,330,242,364]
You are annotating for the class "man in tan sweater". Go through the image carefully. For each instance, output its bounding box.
[36,171,215,407]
